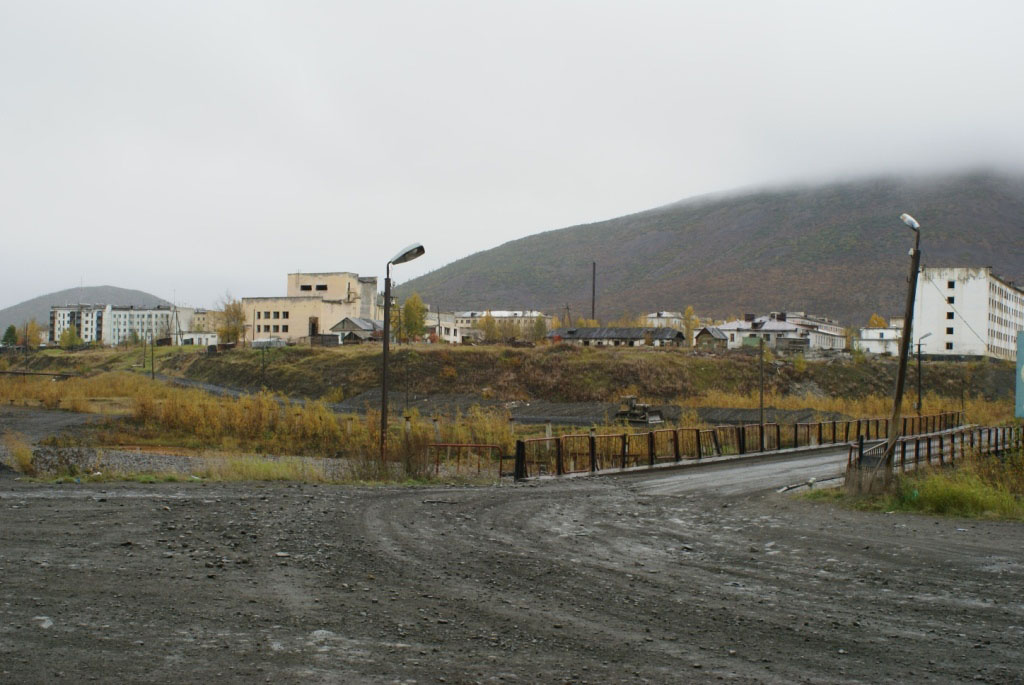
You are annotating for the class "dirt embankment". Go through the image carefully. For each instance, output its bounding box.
[174,346,1015,404]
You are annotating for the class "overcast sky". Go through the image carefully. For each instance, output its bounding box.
[2,1,1023,310]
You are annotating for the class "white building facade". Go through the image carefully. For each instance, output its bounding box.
[912,266,1023,361]
[50,304,196,346]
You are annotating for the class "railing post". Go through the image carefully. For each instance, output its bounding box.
[712,430,721,456]
[620,433,627,469]
[775,423,781,451]
[589,429,597,472]
[831,421,837,444]
[556,437,564,476]
[900,439,907,472]
[737,426,745,455]
[648,431,656,467]
[672,429,681,462]
[927,436,932,464]
[857,435,864,464]
[914,438,920,466]
[514,440,526,481]
[938,436,944,465]
[694,429,703,460]
[817,422,823,445]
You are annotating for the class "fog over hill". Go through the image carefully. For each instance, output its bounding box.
[0,286,169,335]
[397,172,1024,328]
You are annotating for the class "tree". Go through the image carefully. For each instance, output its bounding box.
[217,292,246,344]
[2,325,15,346]
[18,319,42,349]
[59,324,84,350]
[867,313,887,328]
[530,315,547,342]
[401,293,427,341]
[477,312,499,342]
[550,315,562,330]
[683,306,698,347]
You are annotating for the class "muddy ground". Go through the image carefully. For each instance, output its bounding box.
[2,466,1023,683]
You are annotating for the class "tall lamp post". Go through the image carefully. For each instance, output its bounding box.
[915,332,932,416]
[381,243,425,462]
[881,213,922,471]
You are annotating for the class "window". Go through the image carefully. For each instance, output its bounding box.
[272,325,279,333]
[945,342,953,350]
[264,311,270,318]
[256,312,261,319]
[282,325,288,333]
[946,327,954,334]
[947,280,955,289]
[273,311,279,319]
[300,285,312,291]
[947,296,954,304]
[315,284,327,291]
[946,312,954,320]
[282,311,289,319]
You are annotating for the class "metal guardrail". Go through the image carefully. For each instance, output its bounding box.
[848,425,1023,473]
[513,411,963,481]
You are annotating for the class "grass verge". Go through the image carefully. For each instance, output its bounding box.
[805,449,1024,520]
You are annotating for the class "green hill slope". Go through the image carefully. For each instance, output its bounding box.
[397,172,1024,327]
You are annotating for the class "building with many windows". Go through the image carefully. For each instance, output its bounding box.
[242,272,382,344]
[49,304,195,346]
[912,266,1023,361]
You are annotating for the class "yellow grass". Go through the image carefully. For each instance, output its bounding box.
[2,431,36,475]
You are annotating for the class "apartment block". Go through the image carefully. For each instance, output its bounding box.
[913,266,1023,361]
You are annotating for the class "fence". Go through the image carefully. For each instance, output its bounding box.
[513,410,963,480]
[426,443,509,480]
[848,425,1023,473]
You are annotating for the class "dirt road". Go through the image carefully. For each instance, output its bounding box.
[2,456,1023,683]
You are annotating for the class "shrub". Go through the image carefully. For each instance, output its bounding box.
[3,432,36,476]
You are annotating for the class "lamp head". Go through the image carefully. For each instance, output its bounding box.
[389,243,425,266]
[919,332,932,342]
[900,213,920,230]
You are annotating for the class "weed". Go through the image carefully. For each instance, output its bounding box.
[3,432,36,475]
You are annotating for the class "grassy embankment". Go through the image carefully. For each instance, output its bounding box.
[1,345,1017,482]
[808,449,1024,520]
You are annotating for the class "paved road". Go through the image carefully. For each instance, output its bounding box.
[627,445,864,496]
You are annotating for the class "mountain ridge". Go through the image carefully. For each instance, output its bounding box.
[396,172,1024,327]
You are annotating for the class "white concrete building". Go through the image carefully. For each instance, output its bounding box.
[424,311,462,344]
[912,266,1023,361]
[644,311,685,328]
[855,327,901,355]
[50,304,195,346]
[717,312,846,352]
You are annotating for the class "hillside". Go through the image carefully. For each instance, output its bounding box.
[0,286,169,333]
[396,172,1024,328]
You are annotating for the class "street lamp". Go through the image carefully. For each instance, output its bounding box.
[880,213,922,473]
[915,332,932,415]
[381,243,425,462]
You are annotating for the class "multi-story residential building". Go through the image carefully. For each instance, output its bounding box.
[50,304,195,346]
[454,310,553,332]
[243,272,382,344]
[912,266,1023,361]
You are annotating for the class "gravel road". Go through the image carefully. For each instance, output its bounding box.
[3,462,1023,683]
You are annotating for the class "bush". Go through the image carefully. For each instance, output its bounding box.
[3,432,36,476]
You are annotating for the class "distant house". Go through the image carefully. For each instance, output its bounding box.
[855,326,901,355]
[330,317,383,344]
[546,327,686,347]
[717,312,846,352]
[644,311,685,329]
[694,326,727,352]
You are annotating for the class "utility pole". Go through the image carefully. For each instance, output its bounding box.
[759,336,765,451]
[591,261,596,322]
[150,333,155,381]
